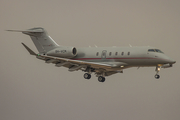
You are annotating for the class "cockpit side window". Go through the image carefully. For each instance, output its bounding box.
[148,49,155,52]
[155,49,164,53]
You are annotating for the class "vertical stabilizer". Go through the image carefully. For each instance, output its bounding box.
[23,27,59,53]
[8,27,59,53]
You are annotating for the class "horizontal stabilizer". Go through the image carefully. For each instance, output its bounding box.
[22,43,36,56]
[6,29,43,33]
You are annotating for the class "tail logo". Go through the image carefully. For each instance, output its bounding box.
[43,44,54,47]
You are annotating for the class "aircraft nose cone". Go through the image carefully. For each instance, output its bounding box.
[169,59,176,64]
[161,55,176,64]
[172,60,176,64]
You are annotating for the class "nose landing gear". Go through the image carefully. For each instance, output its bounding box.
[155,66,161,79]
[155,74,160,79]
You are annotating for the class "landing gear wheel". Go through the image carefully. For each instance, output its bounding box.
[84,73,91,79]
[98,76,105,82]
[155,74,160,79]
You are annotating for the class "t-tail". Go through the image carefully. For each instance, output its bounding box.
[7,27,59,54]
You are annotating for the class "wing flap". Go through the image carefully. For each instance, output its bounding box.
[68,65,86,72]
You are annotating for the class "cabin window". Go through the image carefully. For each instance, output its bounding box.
[121,52,124,56]
[115,52,118,56]
[109,52,112,56]
[128,52,130,55]
[96,52,99,56]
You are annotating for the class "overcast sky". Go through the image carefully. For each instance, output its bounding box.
[0,0,180,120]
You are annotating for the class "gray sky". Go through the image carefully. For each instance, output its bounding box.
[0,0,180,120]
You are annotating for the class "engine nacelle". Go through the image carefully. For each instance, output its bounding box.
[46,46,77,58]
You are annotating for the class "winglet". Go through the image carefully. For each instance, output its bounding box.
[22,43,36,56]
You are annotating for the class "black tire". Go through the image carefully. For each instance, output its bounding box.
[87,74,91,79]
[102,77,105,82]
[155,74,160,79]
[84,73,91,79]
[98,76,105,82]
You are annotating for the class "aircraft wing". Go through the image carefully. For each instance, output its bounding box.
[37,55,114,69]
[21,43,128,77]
[22,43,36,55]
[21,43,125,71]
[37,54,129,72]
[22,43,128,76]
[36,55,130,78]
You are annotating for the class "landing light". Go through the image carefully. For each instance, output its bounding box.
[158,64,163,66]
[121,66,124,68]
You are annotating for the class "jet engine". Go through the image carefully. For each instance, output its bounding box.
[46,46,77,58]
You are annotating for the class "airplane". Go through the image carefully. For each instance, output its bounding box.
[7,27,176,82]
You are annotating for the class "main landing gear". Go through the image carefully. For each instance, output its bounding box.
[83,73,106,82]
[98,76,105,82]
[84,73,91,79]
[155,66,160,79]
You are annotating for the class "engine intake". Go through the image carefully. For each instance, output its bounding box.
[47,46,77,58]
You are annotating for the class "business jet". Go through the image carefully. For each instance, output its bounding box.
[7,27,176,82]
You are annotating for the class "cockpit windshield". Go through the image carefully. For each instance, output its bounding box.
[155,49,164,53]
[148,49,155,52]
[148,49,164,53]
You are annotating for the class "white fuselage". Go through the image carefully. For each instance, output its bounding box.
[73,46,175,67]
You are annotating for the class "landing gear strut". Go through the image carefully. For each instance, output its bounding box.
[84,69,106,82]
[155,66,160,79]
[83,67,93,80]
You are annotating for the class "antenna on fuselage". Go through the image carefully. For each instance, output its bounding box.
[129,44,132,47]
[94,45,98,48]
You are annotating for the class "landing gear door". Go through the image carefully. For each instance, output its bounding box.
[101,50,107,59]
